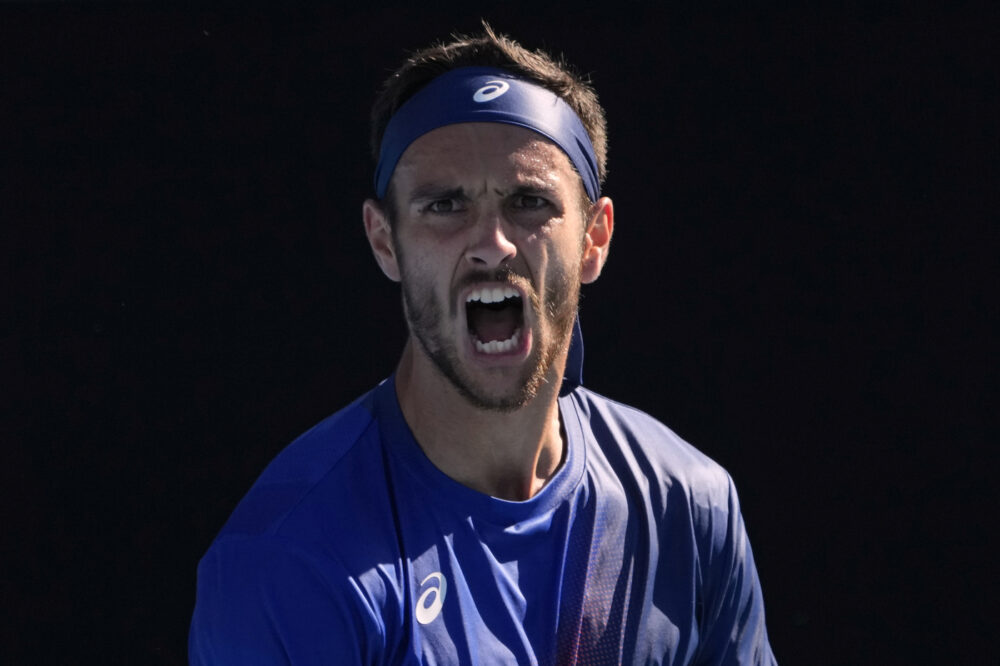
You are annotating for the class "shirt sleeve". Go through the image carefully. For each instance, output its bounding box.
[189,535,384,665]
[694,474,778,666]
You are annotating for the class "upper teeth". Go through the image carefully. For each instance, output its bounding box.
[466,287,519,304]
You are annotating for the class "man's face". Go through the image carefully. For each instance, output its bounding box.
[386,123,591,411]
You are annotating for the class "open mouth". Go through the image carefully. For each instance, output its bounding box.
[466,286,525,354]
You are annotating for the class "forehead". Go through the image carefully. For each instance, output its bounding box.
[392,123,579,193]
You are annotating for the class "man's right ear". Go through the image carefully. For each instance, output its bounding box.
[363,199,401,282]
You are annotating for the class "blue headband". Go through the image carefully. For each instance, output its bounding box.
[374,67,601,202]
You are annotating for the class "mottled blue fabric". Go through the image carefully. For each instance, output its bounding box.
[190,376,776,665]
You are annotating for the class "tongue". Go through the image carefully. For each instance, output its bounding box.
[469,307,519,343]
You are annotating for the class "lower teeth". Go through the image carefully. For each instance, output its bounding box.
[475,330,520,354]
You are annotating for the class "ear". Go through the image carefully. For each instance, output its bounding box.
[363,199,401,282]
[580,196,614,284]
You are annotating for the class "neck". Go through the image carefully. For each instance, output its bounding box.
[395,340,567,501]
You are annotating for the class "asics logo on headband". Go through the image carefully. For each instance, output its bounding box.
[473,80,510,103]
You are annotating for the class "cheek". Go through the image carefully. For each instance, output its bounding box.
[539,249,582,304]
[398,247,459,314]
[544,234,586,280]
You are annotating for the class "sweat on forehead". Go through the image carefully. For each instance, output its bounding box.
[374,67,601,203]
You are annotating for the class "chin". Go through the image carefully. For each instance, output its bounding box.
[442,357,548,413]
[465,376,546,412]
[413,331,548,412]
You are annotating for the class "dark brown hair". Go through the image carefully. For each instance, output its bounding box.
[370,23,608,190]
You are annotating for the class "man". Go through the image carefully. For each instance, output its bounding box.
[190,26,777,665]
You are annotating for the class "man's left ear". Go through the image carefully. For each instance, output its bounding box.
[581,197,614,284]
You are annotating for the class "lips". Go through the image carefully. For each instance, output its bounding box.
[465,285,525,355]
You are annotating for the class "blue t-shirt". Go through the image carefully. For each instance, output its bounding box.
[190,377,776,664]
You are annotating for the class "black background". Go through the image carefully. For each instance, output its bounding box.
[4,3,996,664]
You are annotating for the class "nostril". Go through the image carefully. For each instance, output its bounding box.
[465,237,516,267]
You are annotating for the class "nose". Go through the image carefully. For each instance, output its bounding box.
[464,214,517,268]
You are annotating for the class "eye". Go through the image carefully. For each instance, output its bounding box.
[513,194,548,210]
[425,199,461,214]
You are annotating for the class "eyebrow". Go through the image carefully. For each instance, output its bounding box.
[497,183,558,197]
[406,180,561,205]
[407,184,470,205]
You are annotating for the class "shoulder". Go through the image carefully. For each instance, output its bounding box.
[191,386,404,662]
[567,388,777,663]
[202,382,409,594]
[214,387,385,543]
[568,387,733,505]
[191,531,389,664]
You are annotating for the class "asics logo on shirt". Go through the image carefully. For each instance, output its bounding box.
[473,80,510,103]
[415,572,447,625]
